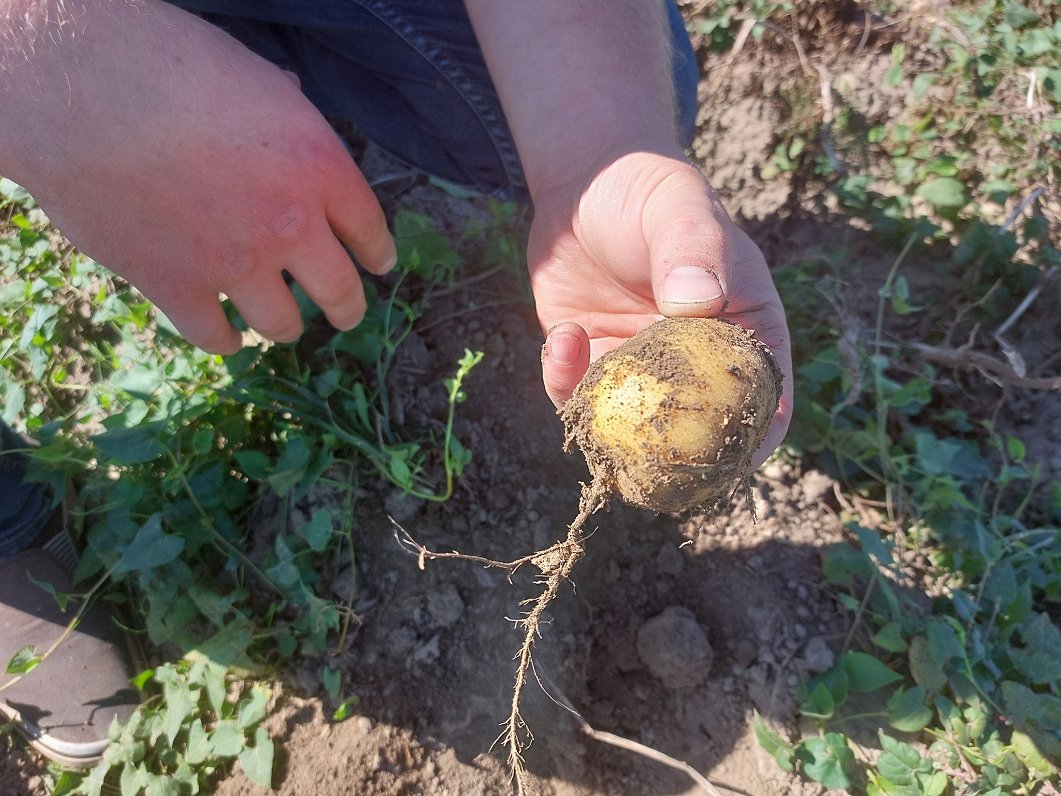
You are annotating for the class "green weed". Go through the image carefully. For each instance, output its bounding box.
[1,183,519,791]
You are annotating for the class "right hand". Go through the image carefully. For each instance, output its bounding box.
[6,1,395,354]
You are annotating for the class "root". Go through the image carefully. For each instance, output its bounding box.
[505,480,608,795]
[532,661,744,796]
[393,479,610,795]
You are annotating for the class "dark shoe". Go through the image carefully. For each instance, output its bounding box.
[0,538,140,768]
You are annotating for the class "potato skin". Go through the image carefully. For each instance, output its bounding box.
[561,318,782,513]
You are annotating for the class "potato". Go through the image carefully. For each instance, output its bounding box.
[561,317,782,513]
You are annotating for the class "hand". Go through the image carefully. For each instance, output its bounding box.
[530,152,793,467]
[3,1,395,354]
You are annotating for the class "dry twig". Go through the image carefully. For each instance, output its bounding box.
[911,342,1061,391]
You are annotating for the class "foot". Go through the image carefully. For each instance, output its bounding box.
[0,538,140,768]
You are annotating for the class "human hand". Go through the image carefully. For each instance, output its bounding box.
[2,1,394,354]
[530,152,793,467]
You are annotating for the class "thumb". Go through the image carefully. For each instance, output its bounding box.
[656,265,725,317]
[642,169,732,318]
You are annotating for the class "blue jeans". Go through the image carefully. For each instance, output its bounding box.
[0,421,50,558]
[167,0,699,200]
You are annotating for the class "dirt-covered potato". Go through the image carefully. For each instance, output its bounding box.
[561,317,782,513]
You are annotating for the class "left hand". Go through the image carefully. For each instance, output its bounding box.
[529,152,793,468]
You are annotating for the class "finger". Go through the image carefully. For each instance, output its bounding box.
[286,228,368,331]
[326,159,397,276]
[737,310,794,470]
[224,272,304,343]
[147,283,242,355]
[642,170,732,318]
[541,322,591,408]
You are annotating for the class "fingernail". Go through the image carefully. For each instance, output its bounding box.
[547,330,581,366]
[661,266,724,306]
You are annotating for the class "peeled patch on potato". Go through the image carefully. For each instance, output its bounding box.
[561,317,782,513]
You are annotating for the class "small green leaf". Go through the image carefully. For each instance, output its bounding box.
[237,684,271,730]
[300,509,334,553]
[5,645,41,675]
[916,177,967,209]
[333,696,359,722]
[238,727,274,787]
[160,677,196,746]
[908,636,947,691]
[887,685,933,732]
[872,622,909,653]
[842,651,903,692]
[234,450,271,480]
[268,435,311,497]
[114,514,185,575]
[185,719,211,765]
[800,682,836,719]
[322,666,342,702]
[752,711,794,772]
[801,733,854,789]
[190,427,214,455]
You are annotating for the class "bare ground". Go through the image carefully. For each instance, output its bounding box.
[4,2,1058,795]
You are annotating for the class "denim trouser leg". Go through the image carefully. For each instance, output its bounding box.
[0,421,51,558]
[165,0,699,201]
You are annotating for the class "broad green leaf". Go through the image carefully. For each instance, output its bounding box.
[144,774,181,796]
[114,514,185,575]
[1004,1,1040,28]
[120,763,149,796]
[876,733,931,787]
[887,685,933,733]
[842,651,903,692]
[916,177,967,209]
[209,720,246,758]
[185,719,211,765]
[237,684,271,730]
[1011,729,1057,778]
[1010,613,1061,685]
[160,677,197,746]
[1002,680,1045,727]
[91,422,167,465]
[238,727,274,787]
[801,733,854,789]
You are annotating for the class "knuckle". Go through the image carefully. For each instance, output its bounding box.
[267,202,310,242]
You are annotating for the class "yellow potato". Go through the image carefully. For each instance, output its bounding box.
[561,317,782,512]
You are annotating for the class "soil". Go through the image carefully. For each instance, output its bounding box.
[4,3,1058,796]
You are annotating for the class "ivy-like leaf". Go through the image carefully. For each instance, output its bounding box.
[801,733,854,790]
